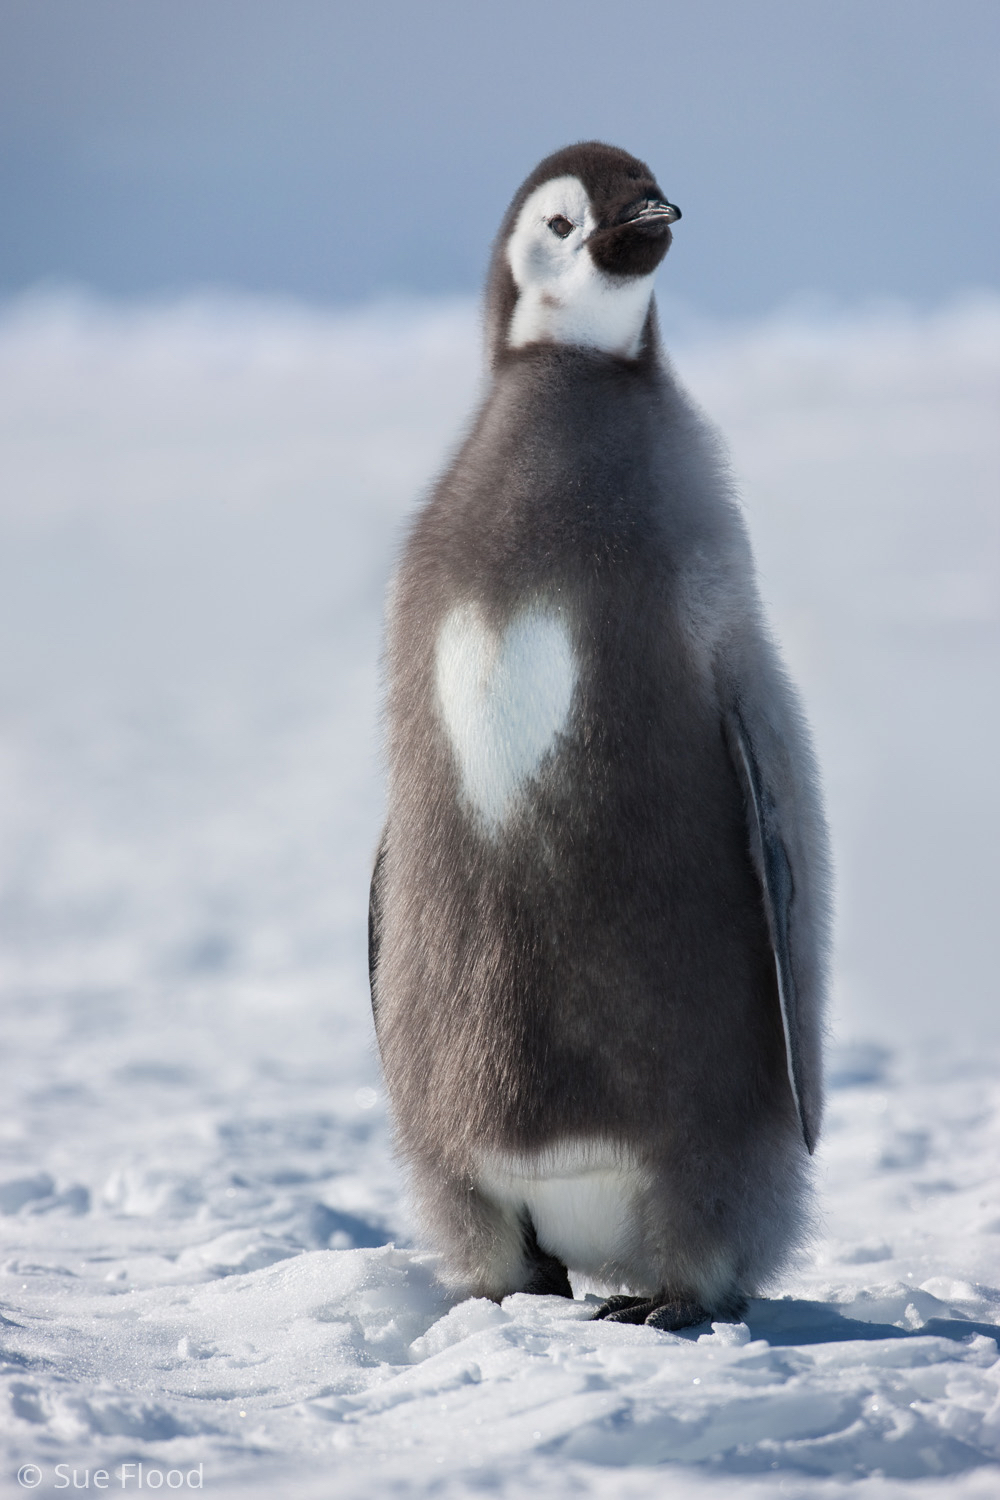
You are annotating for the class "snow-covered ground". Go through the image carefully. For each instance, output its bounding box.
[0,290,998,1498]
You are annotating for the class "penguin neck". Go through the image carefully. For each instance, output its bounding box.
[483,340,670,480]
[506,274,657,361]
[493,305,665,388]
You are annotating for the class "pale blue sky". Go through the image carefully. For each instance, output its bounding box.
[1,0,998,313]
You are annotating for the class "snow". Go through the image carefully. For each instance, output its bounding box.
[0,289,999,1497]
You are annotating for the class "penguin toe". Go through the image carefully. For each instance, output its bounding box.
[593,1295,656,1324]
[592,1294,713,1330]
[644,1300,710,1332]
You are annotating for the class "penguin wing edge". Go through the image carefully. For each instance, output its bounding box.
[727,709,821,1154]
[368,825,389,1043]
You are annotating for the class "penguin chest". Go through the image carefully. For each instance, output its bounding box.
[476,1140,649,1278]
[434,601,577,833]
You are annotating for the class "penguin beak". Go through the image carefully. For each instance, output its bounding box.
[587,196,680,277]
[626,198,682,227]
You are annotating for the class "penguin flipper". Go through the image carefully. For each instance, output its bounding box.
[725,703,826,1154]
[368,825,388,1041]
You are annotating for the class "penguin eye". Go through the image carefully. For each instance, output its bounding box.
[547,215,575,239]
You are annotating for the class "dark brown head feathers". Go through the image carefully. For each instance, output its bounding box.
[484,141,678,366]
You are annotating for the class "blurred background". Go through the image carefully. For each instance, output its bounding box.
[0,0,998,1090]
[3,0,999,312]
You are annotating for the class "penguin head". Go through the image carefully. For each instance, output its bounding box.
[486,142,681,367]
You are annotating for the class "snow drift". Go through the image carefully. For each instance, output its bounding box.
[0,290,998,1497]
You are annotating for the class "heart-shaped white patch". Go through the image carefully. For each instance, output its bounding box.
[434,602,577,833]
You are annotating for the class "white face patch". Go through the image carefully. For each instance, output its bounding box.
[434,601,576,835]
[505,174,656,359]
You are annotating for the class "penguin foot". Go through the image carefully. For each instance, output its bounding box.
[592,1294,709,1331]
[592,1295,649,1321]
[519,1214,573,1298]
[522,1255,573,1297]
[644,1299,710,1332]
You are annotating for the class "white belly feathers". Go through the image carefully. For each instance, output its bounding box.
[476,1139,649,1279]
[434,601,576,833]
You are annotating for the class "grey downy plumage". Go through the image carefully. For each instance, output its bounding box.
[370,142,831,1331]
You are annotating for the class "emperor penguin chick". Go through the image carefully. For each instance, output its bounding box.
[370,142,831,1331]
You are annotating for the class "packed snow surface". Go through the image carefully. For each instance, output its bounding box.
[0,291,998,1498]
